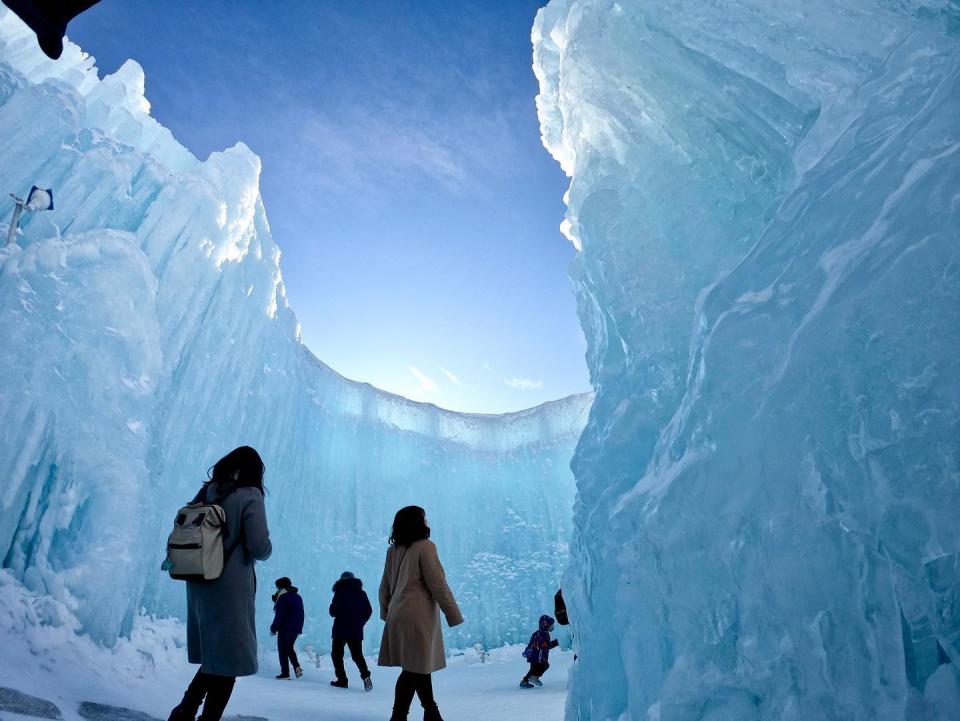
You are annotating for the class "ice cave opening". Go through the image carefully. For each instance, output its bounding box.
[0,1,592,701]
[0,5,591,652]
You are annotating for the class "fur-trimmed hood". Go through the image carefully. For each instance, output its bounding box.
[333,576,364,593]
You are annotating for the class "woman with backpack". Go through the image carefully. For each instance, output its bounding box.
[167,446,273,721]
[378,506,463,721]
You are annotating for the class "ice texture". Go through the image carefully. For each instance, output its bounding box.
[0,687,63,719]
[0,7,589,655]
[533,0,960,719]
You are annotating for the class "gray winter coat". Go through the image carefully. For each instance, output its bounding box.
[186,483,272,677]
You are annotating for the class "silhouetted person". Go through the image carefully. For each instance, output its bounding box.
[329,571,374,690]
[555,587,576,661]
[167,446,272,721]
[2,0,102,59]
[270,576,304,679]
[379,506,463,721]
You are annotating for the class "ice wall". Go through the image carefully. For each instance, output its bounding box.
[0,7,590,656]
[533,0,960,719]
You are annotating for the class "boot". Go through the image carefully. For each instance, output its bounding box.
[330,679,348,689]
[530,675,543,687]
[169,671,207,721]
[197,676,235,721]
[519,678,534,689]
[423,705,444,721]
[391,672,416,721]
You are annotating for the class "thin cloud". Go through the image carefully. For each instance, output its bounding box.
[504,377,543,391]
[440,367,462,386]
[408,366,438,392]
[303,114,471,195]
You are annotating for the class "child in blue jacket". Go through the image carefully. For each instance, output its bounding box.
[520,614,560,688]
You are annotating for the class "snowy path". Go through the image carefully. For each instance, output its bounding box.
[0,647,571,721]
[229,649,570,721]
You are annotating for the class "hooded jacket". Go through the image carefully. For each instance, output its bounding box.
[329,576,373,640]
[523,614,560,664]
[270,586,305,636]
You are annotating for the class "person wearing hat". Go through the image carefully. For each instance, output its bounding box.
[270,576,305,680]
[329,571,374,690]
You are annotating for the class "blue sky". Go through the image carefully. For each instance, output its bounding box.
[70,0,589,413]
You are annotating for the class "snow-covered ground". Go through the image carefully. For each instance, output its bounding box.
[233,647,570,721]
[0,573,569,721]
[2,646,571,721]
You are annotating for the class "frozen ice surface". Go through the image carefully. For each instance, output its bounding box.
[0,6,588,657]
[0,688,61,719]
[534,0,960,719]
[77,704,159,721]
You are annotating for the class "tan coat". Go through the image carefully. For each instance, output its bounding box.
[377,539,463,674]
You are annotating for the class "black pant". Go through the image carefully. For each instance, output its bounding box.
[523,661,550,680]
[169,669,236,721]
[332,635,370,681]
[393,670,437,715]
[277,632,300,676]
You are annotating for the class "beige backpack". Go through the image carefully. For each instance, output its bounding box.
[163,501,228,581]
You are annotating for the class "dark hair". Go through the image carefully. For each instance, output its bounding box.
[275,576,292,589]
[206,445,265,496]
[389,505,430,547]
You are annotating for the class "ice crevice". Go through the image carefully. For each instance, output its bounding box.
[0,6,590,658]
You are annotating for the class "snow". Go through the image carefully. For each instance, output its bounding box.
[0,571,570,721]
[534,0,960,719]
[0,4,589,660]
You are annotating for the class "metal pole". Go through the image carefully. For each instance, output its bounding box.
[6,198,23,246]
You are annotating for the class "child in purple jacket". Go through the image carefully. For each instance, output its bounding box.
[520,615,560,688]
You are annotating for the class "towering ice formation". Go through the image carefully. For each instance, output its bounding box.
[533,0,959,719]
[0,8,590,655]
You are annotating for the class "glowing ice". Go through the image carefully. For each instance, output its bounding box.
[534,0,960,719]
[0,7,588,655]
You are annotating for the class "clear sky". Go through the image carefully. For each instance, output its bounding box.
[69,0,589,414]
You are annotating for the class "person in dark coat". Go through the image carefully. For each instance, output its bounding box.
[519,615,560,688]
[168,446,273,721]
[270,576,305,679]
[329,571,373,690]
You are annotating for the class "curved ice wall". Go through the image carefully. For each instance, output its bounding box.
[0,9,590,654]
[534,0,959,719]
